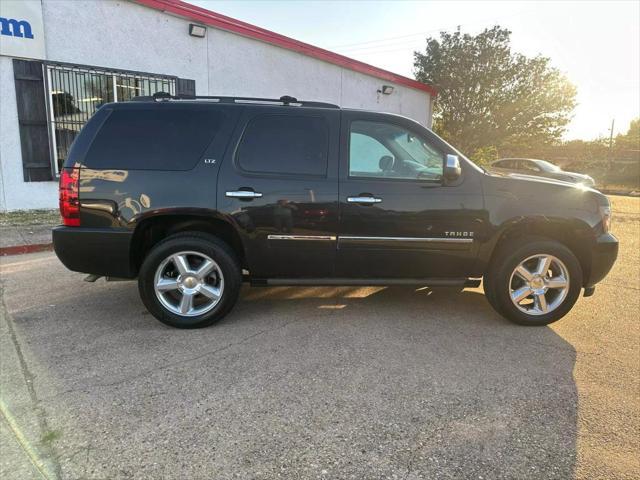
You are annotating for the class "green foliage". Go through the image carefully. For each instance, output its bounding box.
[40,429,62,445]
[615,118,640,153]
[469,145,499,166]
[502,118,639,164]
[499,138,609,164]
[414,26,577,157]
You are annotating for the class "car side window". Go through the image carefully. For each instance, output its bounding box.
[85,108,224,171]
[349,120,444,181]
[350,133,395,174]
[493,160,507,169]
[520,161,541,172]
[236,114,329,176]
[500,160,515,169]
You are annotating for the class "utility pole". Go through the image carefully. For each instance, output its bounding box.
[607,119,615,178]
[608,119,615,157]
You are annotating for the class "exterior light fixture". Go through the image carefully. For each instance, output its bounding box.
[378,85,394,95]
[189,24,206,38]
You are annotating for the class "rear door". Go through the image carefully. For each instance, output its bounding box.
[336,111,484,279]
[217,106,340,278]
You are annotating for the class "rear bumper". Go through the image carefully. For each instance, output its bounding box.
[52,226,135,278]
[584,232,618,287]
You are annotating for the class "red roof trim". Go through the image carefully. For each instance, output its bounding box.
[132,0,437,96]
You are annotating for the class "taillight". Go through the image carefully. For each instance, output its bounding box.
[59,168,80,226]
[599,205,612,233]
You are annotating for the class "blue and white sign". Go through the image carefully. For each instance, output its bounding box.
[0,0,46,60]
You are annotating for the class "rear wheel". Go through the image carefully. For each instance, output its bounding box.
[485,239,582,326]
[138,233,241,328]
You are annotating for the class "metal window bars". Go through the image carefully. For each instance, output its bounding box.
[44,62,177,174]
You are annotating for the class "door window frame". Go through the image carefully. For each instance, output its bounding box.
[232,111,335,181]
[345,118,446,185]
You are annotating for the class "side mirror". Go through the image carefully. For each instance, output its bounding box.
[443,154,461,182]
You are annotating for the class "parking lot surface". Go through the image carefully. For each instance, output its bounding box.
[1,196,638,480]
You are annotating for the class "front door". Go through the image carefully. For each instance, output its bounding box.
[217,106,340,278]
[337,111,484,279]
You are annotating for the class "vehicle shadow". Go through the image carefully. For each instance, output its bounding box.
[5,280,578,479]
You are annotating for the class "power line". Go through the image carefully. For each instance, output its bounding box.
[326,14,523,52]
[335,39,427,54]
[340,45,426,57]
[334,35,430,53]
[327,28,445,49]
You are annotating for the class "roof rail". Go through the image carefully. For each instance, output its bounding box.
[131,92,339,108]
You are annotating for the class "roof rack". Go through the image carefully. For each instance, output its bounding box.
[131,92,339,109]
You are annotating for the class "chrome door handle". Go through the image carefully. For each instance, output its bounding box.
[226,190,263,199]
[347,196,382,204]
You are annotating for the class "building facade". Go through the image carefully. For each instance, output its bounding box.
[0,0,436,211]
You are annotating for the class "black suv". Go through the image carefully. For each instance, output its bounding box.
[53,94,618,328]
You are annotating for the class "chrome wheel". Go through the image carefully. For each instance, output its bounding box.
[509,254,570,316]
[153,251,224,317]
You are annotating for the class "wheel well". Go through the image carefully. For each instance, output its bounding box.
[131,215,246,274]
[488,221,592,285]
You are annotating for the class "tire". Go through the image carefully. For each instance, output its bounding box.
[482,276,503,317]
[138,232,242,328]
[484,238,583,326]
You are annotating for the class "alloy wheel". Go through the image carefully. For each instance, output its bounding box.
[153,251,224,317]
[509,254,570,316]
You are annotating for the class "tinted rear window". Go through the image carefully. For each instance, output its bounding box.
[236,114,328,176]
[84,107,223,170]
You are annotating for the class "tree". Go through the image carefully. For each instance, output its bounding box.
[414,26,577,162]
[615,118,640,154]
[52,92,80,117]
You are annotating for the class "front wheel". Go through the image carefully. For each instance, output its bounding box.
[138,233,242,328]
[485,239,583,326]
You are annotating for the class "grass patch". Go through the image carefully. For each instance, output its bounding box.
[598,184,640,194]
[40,429,62,446]
[0,210,60,227]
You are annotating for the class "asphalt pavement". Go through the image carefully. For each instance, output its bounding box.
[1,195,638,480]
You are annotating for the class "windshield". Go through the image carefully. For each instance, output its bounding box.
[535,160,561,172]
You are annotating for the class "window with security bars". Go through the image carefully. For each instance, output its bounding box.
[46,64,176,174]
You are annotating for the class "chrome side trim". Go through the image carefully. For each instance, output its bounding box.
[264,277,471,286]
[338,236,473,243]
[268,235,337,241]
[266,235,472,243]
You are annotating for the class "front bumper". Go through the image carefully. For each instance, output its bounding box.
[52,226,135,278]
[584,232,618,287]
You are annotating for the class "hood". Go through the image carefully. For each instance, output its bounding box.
[482,169,607,213]
[485,169,595,190]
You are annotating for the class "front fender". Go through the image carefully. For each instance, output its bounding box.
[474,174,604,277]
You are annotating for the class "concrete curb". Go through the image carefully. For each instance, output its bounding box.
[0,243,53,257]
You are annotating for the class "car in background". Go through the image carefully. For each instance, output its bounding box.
[489,158,595,187]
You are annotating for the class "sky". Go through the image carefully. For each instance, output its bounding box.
[191,0,640,140]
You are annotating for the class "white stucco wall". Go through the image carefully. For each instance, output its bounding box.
[42,0,209,92]
[0,0,432,211]
[205,28,432,126]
